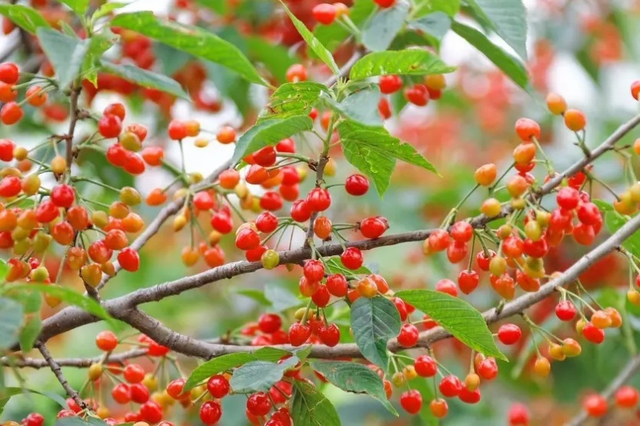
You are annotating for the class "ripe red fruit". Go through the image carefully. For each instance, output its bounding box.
[379,75,403,94]
[286,64,307,83]
[168,119,188,140]
[360,216,388,238]
[200,400,222,424]
[140,400,163,423]
[312,3,337,25]
[459,387,481,404]
[341,247,363,270]
[446,241,467,264]
[98,114,122,138]
[288,322,311,346]
[211,211,233,234]
[247,392,271,416]
[497,324,522,345]
[303,259,325,282]
[400,389,422,414]
[260,191,283,211]
[414,355,437,377]
[555,300,577,321]
[235,228,261,251]
[96,330,118,351]
[477,357,498,380]
[427,229,450,252]
[306,188,331,212]
[404,84,429,106]
[35,200,59,223]
[514,118,540,141]
[0,62,19,84]
[439,375,462,397]
[582,322,605,344]
[450,221,473,242]
[22,413,44,426]
[112,383,131,404]
[436,278,458,297]
[615,385,639,408]
[326,274,348,297]
[583,394,607,417]
[316,323,339,347]
[556,187,579,210]
[253,146,277,167]
[123,364,145,383]
[51,184,75,208]
[312,285,331,307]
[1,101,23,125]
[290,199,312,222]
[258,313,282,334]
[0,175,21,197]
[397,323,419,348]
[476,249,495,271]
[0,139,15,161]
[458,270,480,294]
[207,374,230,399]
[118,247,140,272]
[130,383,150,403]
[166,378,186,399]
[508,403,530,425]
[256,212,278,233]
[345,174,369,196]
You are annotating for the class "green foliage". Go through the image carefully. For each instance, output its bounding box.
[322,86,383,127]
[350,50,455,80]
[262,82,327,119]
[291,381,341,426]
[36,28,89,89]
[100,62,189,99]
[0,4,50,34]
[230,356,299,393]
[362,1,409,52]
[58,0,90,15]
[0,297,23,351]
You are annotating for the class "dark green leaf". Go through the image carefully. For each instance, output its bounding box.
[59,0,89,15]
[350,296,401,371]
[153,43,192,76]
[253,346,292,362]
[19,315,41,352]
[0,4,51,34]
[9,284,115,327]
[280,1,339,75]
[323,86,382,127]
[262,82,326,119]
[412,12,451,40]
[184,353,257,391]
[451,21,529,89]
[338,120,438,196]
[362,1,409,52]
[232,116,313,163]
[247,37,298,84]
[110,12,266,85]
[0,297,23,350]
[100,61,189,99]
[265,284,302,312]
[36,28,89,89]
[230,357,299,393]
[396,289,507,360]
[311,361,397,415]
[464,0,528,60]
[291,381,341,426]
[350,49,455,80]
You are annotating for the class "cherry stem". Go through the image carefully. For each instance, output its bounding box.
[585,171,621,201]
[488,162,515,195]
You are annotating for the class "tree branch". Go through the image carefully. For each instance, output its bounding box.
[1,348,147,369]
[35,342,88,410]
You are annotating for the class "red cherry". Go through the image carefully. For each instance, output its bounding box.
[0,139,15,161]
[459,387,481,404]
[514,118,540,141]
[446,240,467,263]
[96,330,118,351]
[98,114,122,138]
[193,192,214,210]
[35,200,59,223]
[555,300,577,321]
[51,184,75,208]
[1,101,23,125]
[21,413,44,426]
[345,174,369,196]
[260,191,283,211]
[207,374,230,399]
[166,378,186,399]
[326,274,348,297]
[0,175,21,197]
[360,216,388,238]
[583,394,607,417]
[200,400,222,424]
[288,322,311,346]
[399,389,422,414]
[340,247,363,270]
[477,358,498,380]
[276,138,296,153]
[458,270,480,294]
[140,400,163,423]
[615,385,639,408]
[286,64,307,83]
[379,75,403,94]
[168,119,188,140]
[258,313,282,334]
[508,403,530,425]
[312,3,337,25]
[414,355,437,377]
[253,146,277,167]
[393,297,408,321]
[497,324,522,345]
[111,383,131,404]
[318,323,340,347]
[130,383,150,403]
[397,323,419,348]
[428,229,451,252]
[0,62,19,84]
[306,188,331,212]
[290,199,312,222]
[439,375,462,397]
[303,259,325,282]
[476,249,495,271]
[118,247,140,272]
[312,285,331,307]
[556,187,579,210]
[404,84,429,106]
[582,322,605,344]
[211,211,233,234]
[124,364,145,383]
[450,221,473,242]
[235,228,261,251]
[247,392,271,416]
[256,212,278,233]
[106,143,128,167]
[435,279,458,297]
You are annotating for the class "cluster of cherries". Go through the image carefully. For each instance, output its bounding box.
[0,62,49,126]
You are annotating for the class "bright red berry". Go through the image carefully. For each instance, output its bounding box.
[397,323,419,348]
[555,300,577,321]
[414,355,437,377]
[200,400,222,424]
[247,392,271,416]
[345,174,369,196]
[439,375,462,397]
[399,389,422,414]
[312,3,337,25]
[497,324,522,345]
[207,374,230,399]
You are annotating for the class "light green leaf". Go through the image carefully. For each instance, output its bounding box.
[265,284,302,312]
[230,357,299,393]
[232,116,313,163]
[261,82,326,119]
[396,289,507,360]
[465,0,528,60]
[325,256,371,277]
[323,86,382,127]
[100,61,189,99]
[19,315,41,352]
[311,361,398,415]
[363,1,409,52]
[253,346,292,362]
[9,284,115,327]
[350,296,401,372]
[59,0,89,15]
[110,12,266,85]
[592,199,613,212]
[83,32,118,87]
[247,37,298,84]
[184,352,257,391]
[338,120,438,196]
[414,0,460,17]
[451,21,529,89]
[0,4,51,34]
[0,259,7,282]
[412,12,451,40]
[350,49,455,80]
[280,1,339,75]
[36,28,89,89]
[0,297,23,350]
[92,2,127,21]
[291,381,341,426]
[603,211,640,257]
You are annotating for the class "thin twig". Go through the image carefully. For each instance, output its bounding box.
[1,348,147,369]
[35,342,88,409]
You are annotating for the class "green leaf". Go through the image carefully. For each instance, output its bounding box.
[0,4,51,34]
[56,418,108,426]
[592,199,613,212]
[465,0,528,60]
[0,297,23,350]
[265,284,302,312]
[262,82,326,119]
[350,296,401,371]
[92,2,127,21]
[230,357,298,393]
[100,61,189,99]
[0,259,7,282]
[280,1,339,75]
[253,346,292,362]
[338,120,438,196]
[184,353,257,391]
[235,288,271,306]
[603,211,640,257]
[9,284,115,327]
[83,32,118,87]
[291,381,341,426]
[36,28,89,89]
[247,37,298,84]
[110,12,266,85]
[362,1,409,52]
[19,315,41,352]
[59,0,89,15]
[325,256,371,277]
[231,116,313,163]
[205,62,252,117]
[412,12,451,41]
[396,289,507,360]
[451,21,528,89]
[323,86,382,127]
[414,0,460,17]
[0,387,67,412]
[311,361,398,415]
[350,49,455,80]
